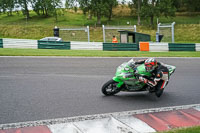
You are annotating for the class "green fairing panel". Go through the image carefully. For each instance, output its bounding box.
[136,64,152,76]
[113,61,150,88]
[164,64,176,75]
[112,77,124,88]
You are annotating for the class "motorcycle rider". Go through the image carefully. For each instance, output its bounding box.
[135,58,169,97]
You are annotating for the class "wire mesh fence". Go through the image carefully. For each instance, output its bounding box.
[59,26,90,42]
[159,27,172,42]
[158,22,175,43]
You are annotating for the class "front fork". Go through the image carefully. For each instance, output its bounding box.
[112,77,124,88]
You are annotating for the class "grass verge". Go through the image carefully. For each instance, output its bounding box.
[0,48,200,57]
[160,126,200,133]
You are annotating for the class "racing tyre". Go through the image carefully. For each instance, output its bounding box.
[102,79,121,96]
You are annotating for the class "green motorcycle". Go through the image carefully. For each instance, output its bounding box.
[102,59,176,96]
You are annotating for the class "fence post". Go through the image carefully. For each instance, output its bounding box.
[157,23,161,34]
[172,22,175,43]
[87,26,90,42]
[134,25,137,32]
[102,25,105,43]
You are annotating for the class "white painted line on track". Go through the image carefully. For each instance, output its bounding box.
[0,104,200,130]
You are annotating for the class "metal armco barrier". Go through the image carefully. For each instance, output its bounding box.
[38,41,70,50]
[103,43,139,51]
[0,39,3,48]
[169,43,196,51]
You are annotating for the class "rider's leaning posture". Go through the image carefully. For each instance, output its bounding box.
[135,58,169,97]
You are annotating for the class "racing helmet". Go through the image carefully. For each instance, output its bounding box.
[144,58,157,72]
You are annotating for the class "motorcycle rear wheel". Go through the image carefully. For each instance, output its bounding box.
[102,79,121,96]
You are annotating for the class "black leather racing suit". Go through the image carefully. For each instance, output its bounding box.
[135,60,169,97]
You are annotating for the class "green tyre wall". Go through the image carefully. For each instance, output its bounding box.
[103,43,139,51]
[0,39,3,48]
[38,40,70,50]
[169,43,195,51]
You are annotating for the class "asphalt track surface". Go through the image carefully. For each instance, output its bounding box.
[0,57,200,125]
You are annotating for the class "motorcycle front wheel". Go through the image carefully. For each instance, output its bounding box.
[101,79,121,96]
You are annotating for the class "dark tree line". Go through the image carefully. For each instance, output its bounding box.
[66,0,200,25]
[0,0,62,20]
[65,0,118,24]
[129,0,200,26]
[0,0,199,25]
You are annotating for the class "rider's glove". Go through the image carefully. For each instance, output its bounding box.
[138,76,148,83]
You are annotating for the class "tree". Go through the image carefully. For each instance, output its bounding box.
[137,0,141,25]
[105,0,118,21]
[129,0,141,25]
[91,0,109,25]
[77,0,93,20]
[41,0,55,17]
[78,0,91,15]
[65,0,78,12]
[31,0,42,15]
[69,0,118,24]
[32,0,62,20]
[172,0,182,11]
[52,0,62,21]
[184,0,200,12]
[141,0,176,26]
[16,0,31,19]
[0,0,15,16]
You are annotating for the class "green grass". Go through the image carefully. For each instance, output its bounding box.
[0,10,101,26]
[0,48,200,57]
[0,9,200,42]
[0,23,199,42]
[159,126,200,133]
[1,10,200,26]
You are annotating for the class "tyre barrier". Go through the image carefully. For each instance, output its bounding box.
[169,43,196,51]
[103,43,139,51]
[140,42,198,52]
[38,40,70,50]
[0,38,200,51]
[0,39,3,48]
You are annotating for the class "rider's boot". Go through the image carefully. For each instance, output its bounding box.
[155,88,164,97]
